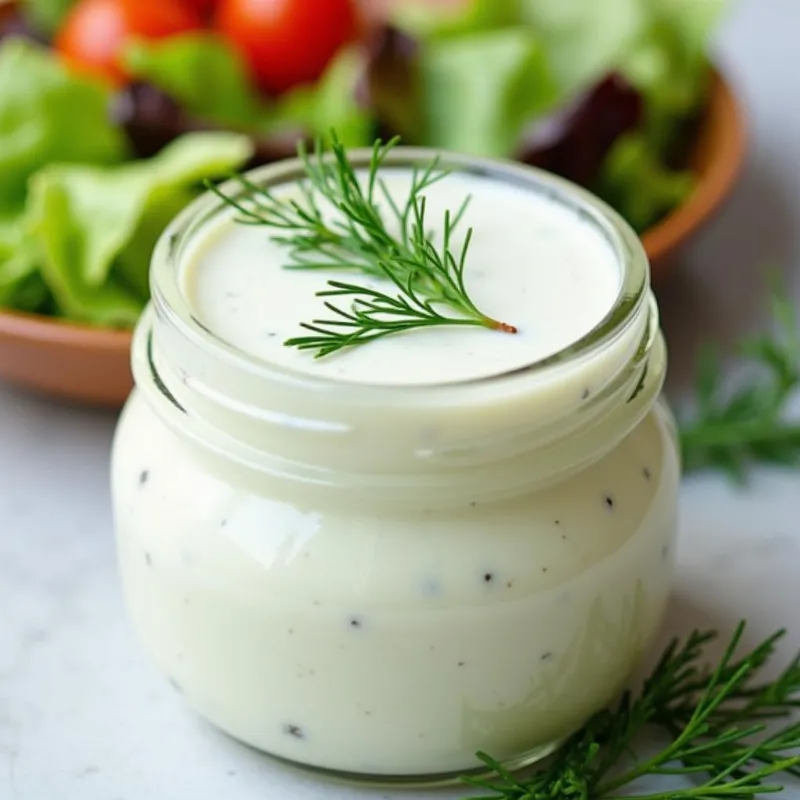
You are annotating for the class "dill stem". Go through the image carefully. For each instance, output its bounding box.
[484,317,519,334]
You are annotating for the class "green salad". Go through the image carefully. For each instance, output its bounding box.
[0,0,726,328]
[0,38,252,326]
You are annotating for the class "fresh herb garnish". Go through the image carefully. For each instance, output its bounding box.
[679,287,800,480]
[209,133,517,358]
[468,622,800,800]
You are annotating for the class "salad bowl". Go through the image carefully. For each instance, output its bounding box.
[0,70,745,409]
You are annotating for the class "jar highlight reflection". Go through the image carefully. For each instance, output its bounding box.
[111,150,680,785]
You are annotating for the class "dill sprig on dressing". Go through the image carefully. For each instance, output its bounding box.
[467,622,800,800]
[209,133,516,358]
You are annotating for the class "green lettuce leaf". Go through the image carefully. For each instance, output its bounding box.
[124,33,270,129]
[27,132,252,326]
[624,0,728,96]
[28,169,144,327]
[7,272,51,313]
[420,27,557,158]
[0,214,42,309]
[596,132,694,233]
[21,0,76,36]
[0,38,128,213]
[620,0,728,151]
[653,0,728,58]
[391,0,522,39]
[276,46,371,147]
[520,0,645,97]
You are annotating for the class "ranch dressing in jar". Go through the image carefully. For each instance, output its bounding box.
[112,148,679,784]
[187,169,621,384]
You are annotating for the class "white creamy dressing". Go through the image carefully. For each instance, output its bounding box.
[115,398,677,776]
[113,165,679,778]
[184,170,622,384]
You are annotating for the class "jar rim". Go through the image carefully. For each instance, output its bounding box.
[150,146,649,398]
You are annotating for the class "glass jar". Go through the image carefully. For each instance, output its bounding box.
[111,149,680,786]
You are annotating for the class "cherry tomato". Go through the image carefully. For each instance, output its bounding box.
[214,0,358,96]
[55,0,204,86]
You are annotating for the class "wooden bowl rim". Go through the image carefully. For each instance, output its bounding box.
[0,68,746,358]
[0,307,133,352]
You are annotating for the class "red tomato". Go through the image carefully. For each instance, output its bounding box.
[214,0,358,96]
[55,0,204,86]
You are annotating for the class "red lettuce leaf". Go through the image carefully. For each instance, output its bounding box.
[516,72,643,188]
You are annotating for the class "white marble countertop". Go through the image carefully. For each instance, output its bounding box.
[3,1,800,798]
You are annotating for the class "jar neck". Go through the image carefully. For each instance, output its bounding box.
[133,149,661,508]
[133,292,662,508]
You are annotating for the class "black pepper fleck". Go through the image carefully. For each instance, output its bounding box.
[643,467,652,481]
[506,580,514,589]
[541,652,553,662]
[138,469,149,486]
[283,724,304,739]
[470,501,477,508]
[605,495,615,509]
[458,661,465,667]
[581,388,591,400]
[169,677,183,693]
[267,332,277,337]
[541,567,548,573]
[483,572,494,583]
[145,552,153,567]
[348,616,363,629]
[554,519,561,525]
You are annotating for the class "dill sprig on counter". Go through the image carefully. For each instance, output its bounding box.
[209,134,516,358]
[467,622,800,800]
[679,287,800,480]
